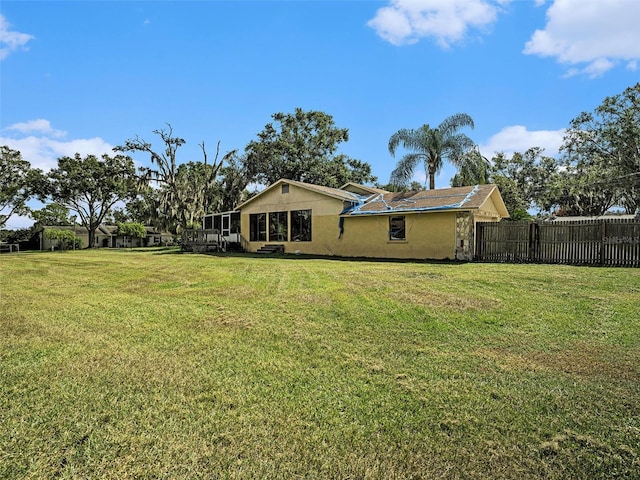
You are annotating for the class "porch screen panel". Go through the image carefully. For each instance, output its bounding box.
[213,215,222,233]
[291,210,312,241]
[269,211,288,242]
[250,213,266,241]
[231,212,241,233]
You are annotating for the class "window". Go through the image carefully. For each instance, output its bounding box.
[291,210,312,242]
[250,213,266,241]
[269,211,288,242]
[281,184,290,194]
[389,216,406,241]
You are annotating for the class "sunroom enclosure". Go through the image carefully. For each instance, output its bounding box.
[183,211,242,252]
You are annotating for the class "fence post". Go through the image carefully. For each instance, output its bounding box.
[600,220,606,265]
[475,223,483,261]
[528,222,536,263]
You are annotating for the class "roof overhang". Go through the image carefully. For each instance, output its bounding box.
[235,178,364,210]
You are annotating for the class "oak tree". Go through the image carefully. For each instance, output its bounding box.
[45,153,137,248]
[244,108,376,188]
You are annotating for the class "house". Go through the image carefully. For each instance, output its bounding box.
[40,225,103,250]
[213,179,508,261]
[40,225,173,250]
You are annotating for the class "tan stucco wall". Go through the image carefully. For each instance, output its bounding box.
[337,212,457,259]
[473,196,504,224]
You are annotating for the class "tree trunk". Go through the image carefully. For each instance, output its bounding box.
[429,167,436,190]
[87,224,96,248]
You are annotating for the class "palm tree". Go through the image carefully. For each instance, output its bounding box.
[388,113,475,190]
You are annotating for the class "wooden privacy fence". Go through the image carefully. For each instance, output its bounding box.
[475,218,640,267]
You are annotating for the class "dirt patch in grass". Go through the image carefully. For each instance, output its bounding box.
[529,343,640,381]
[476,342,640,381]
[396,288,498,311]
[196,304,254,330]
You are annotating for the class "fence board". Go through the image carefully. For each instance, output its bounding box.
[475,218,640,267]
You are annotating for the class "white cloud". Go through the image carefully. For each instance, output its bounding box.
[367,0,509,47]
[1,120,114,172]
[523,0,640,77]
[2,212,33,230]
[6,119,67,138]
[0,14,35,60]
[479,125,565,158]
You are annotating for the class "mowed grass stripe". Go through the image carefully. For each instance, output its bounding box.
[1,248,638,479]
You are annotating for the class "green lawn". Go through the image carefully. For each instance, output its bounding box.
[1,249,639,479]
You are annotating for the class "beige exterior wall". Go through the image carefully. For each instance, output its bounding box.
[338,212,457,260]
[41,227,90,250]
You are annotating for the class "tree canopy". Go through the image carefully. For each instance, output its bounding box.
[116,222,146,239]
[560,82,640,214]
[389,113,476,190]
[216,153,252,212]
[493,83,640,218]
[115,125,234,236]
[450,148,491,188]
[44,153,137,248]
[244,108,376,188]
[30,203,73,227]
[489,148,560,214]
[1,146,44,229]
[44,228,80,251]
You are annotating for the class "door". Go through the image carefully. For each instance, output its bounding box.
[222,214,231,238]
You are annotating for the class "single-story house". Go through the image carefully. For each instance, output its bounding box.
[40,225,174,250]
[211,179,508,260]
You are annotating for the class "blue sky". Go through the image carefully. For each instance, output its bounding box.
[2,0,639,228]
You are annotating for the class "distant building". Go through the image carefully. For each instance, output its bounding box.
[40,225,174,250]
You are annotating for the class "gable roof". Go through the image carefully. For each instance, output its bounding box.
[339,182,390,196]
[342,184,509,217]
[235,178,364,209]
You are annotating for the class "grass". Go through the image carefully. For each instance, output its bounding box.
[1,248,639,479]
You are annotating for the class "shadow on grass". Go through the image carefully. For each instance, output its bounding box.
[156,248,469,265]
